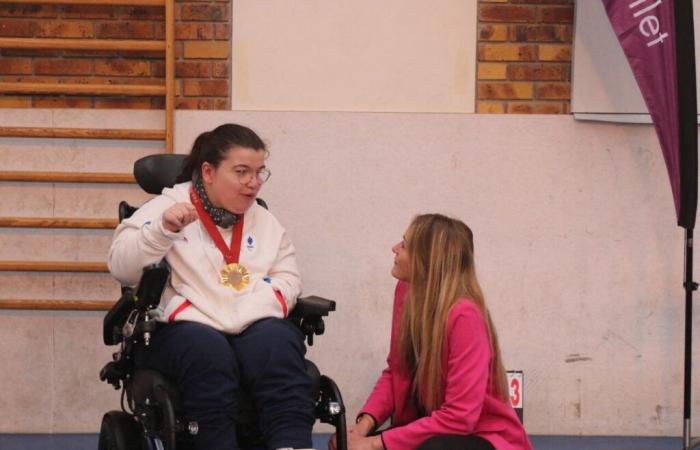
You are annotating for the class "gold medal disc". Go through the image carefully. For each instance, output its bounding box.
[220,263,250,291]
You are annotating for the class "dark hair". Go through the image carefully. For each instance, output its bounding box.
[176,123,267,183]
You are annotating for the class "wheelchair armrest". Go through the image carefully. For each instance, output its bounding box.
[134,261,170,312]
[288,296,335,346]
[103,261,170,345]
[290,296,335,319]
[103,288,137,345]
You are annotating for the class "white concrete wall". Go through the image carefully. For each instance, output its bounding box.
[0,109,697,436]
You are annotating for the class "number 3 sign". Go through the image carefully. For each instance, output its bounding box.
[507,370,524,422]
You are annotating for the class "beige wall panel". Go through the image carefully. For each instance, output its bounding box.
[50,109,164,131]
[53,273,120,301]
[0,138,161,173]
[0,184,150,219]
[0,183,54,217]
[0,273,117,302]
[52,313,120,432]
[53,185,152,218]
[0,273,54,299]
[0,109,53,128]
[0,108,164,131]
[232,0,477,112]
[0,229,111,262]
[0,315,54,432]
[0,314,119,433]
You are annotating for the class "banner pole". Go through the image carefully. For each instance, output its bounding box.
[684,227,698,450]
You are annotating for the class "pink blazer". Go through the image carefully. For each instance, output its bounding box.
[360,281,532,450]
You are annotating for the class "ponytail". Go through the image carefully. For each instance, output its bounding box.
[176,131,211,183]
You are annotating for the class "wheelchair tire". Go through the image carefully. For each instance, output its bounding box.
[98,411,143,450]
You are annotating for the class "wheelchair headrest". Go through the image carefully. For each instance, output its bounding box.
[134,154,187,195]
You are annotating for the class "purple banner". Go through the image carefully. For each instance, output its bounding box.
[602,0,693,226]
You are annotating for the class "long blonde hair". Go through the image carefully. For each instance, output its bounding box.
[397,214,509,413]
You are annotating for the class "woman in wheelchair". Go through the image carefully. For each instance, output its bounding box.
[108,124,315,450]
[330,214,532,450]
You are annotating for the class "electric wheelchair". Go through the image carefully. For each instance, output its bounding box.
[98,154,347,450]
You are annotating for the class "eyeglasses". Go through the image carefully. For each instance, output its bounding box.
[234,167,271,184]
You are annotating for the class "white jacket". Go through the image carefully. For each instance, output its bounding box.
[107,182,302,334]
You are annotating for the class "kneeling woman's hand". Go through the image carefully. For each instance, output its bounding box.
[347,433,383,450]
[329,415,383,450]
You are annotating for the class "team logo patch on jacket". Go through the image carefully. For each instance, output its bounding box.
[245,234,256,252]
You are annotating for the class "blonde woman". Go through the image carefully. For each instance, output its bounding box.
[332,214,532,450]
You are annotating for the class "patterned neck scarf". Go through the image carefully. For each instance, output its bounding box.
[193,175,240,228]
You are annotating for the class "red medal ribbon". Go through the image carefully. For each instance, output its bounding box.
[189,187,244,264]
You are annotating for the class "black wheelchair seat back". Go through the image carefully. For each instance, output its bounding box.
[116,154,186,225]
[99,154,347,450]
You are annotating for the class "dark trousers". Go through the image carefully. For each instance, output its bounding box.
[417,435,495,450]
[135,318,314,450]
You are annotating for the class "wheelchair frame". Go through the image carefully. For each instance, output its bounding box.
[98,154,348,450]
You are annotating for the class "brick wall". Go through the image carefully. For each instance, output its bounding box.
[477,0,574,114]
[0,1,230,110]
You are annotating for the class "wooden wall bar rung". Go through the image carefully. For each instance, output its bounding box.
[0,171,134,183]
[0,126,165,140]
[0,299,113,311]
[0,217,117,229]
[0,82,166,96]
[0,261,109,272]
[0,37,165,52]
[3,0,164,6]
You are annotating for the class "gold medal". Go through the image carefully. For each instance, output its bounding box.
[220,263,250,291]
[191,188,249,292]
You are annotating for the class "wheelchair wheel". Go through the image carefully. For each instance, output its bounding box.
[98,411,143,450]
